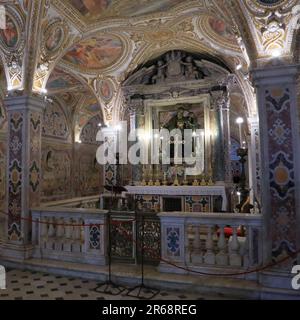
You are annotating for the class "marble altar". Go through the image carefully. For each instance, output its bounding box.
[123,185,227,212]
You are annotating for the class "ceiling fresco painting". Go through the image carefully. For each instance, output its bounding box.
[208,17,237,43]
[197,15,240,52]
[98,78,114,102]
[0,14,18,48]
[47,69,82,90]
[62,35,123,71]
[84,96,101,114]
[45,25,64,53]
[69,0,112,18]
[116,0,185,17]
[68,0,185,19]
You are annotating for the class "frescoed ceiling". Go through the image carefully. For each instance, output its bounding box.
[68,0,186,20]
[0,0,299,125]
[46,68,84,92]
[62,34,123,72]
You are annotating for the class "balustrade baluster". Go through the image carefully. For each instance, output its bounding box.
[184,225,191,264]
[204,225,215,265]
[241,226,250,267]
[46,217,55,250]
[63,219,73,252]
[191,225,202,264]
[216,225,229,265]
[40,218,48,249]
[40,218,48,239]
[54,218,64,251]
[229,226,241,266]
[48,217,55,238]
[80,219,85,244]
[65,219,72,239]
[56,218,64,238]
[72,219,81,253]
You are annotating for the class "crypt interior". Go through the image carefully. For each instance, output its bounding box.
[0,0,300,300]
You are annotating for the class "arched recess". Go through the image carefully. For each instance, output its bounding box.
[120,48,253,121]
[45,66,105,129]
[120,49,252,187]
[41,66,104,200]
[41,96,72,201]
[42,97,71,141]
[117,40,256,123]
[75,114,104,197]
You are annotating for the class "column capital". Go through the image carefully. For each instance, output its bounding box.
[250,64,299,87]
[210,90,229,110]
[4,94,46,113]
[248,116,259,126]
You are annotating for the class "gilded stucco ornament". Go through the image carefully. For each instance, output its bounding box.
[33,17,74,92]
[242,0,299,61]
[260,12,286,51]
[41,19,69,60]
[0,6,25,90]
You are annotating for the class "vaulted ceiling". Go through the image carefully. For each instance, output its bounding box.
[0,0,299,128]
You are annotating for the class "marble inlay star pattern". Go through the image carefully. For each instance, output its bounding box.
[268,119,291,145]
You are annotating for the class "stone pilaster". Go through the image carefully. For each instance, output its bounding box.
[4,95,45,253]
[248,116,261,207]
[100,127,119,186]
[222,96,232,184]
[251,65,300,285]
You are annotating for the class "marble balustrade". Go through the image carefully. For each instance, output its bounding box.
[31,207,108,265]
[158,212,262,279]
[30,204,263,281]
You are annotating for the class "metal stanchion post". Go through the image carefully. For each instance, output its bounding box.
[126,212,160,299]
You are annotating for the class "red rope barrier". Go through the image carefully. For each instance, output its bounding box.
[0,209,299,277]
[107,214,300,277]
[0,209,135,227]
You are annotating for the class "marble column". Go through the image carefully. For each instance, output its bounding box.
[211,91,232,184]
[252,65,300,288]
[3,95,45,258]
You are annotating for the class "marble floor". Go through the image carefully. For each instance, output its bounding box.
[0,269,230,300]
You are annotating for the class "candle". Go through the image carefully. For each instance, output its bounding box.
[236,117,244,147]
[237,191,241,204]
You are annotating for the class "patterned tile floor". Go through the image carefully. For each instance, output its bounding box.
[0,269,227,300]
